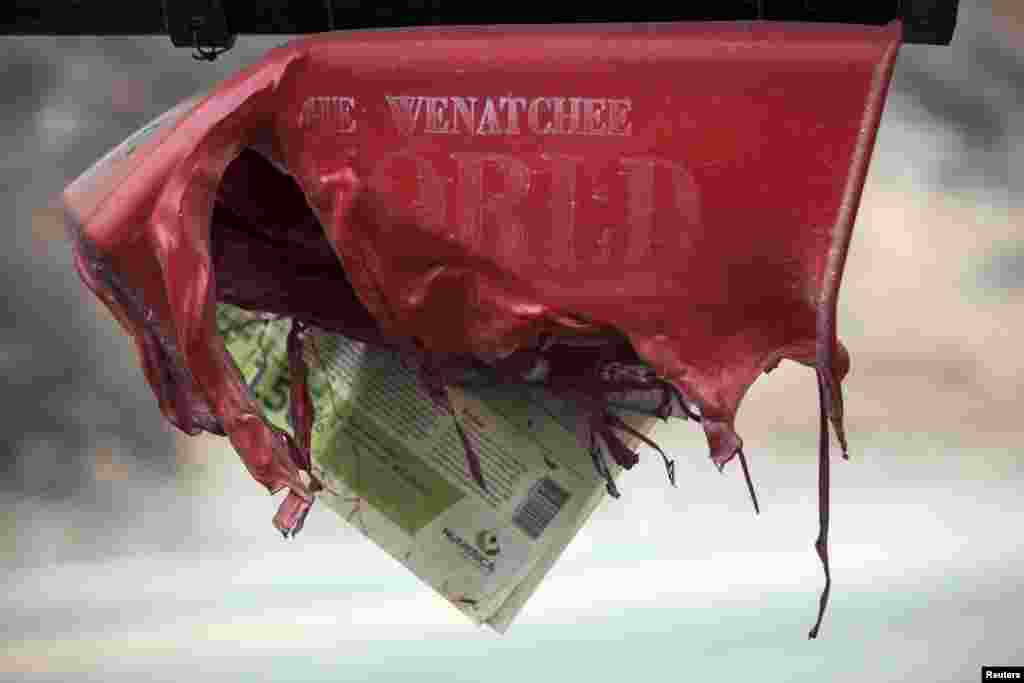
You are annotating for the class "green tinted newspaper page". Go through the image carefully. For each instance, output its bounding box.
[216,304,647,631]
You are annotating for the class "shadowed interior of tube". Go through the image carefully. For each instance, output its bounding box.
[210,148,390,348]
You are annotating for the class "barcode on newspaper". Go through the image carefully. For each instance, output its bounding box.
[512,477,570,540]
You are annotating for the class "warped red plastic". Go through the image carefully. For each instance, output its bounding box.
[63,21,901,637]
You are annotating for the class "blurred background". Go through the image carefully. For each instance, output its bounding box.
[2,2,1021,681]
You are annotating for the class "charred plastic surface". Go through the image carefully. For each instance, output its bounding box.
[66,213,225,437]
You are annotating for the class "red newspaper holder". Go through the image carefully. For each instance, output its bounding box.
[64,21,902,637]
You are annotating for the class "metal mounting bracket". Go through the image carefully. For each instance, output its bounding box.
[162,0,236,61]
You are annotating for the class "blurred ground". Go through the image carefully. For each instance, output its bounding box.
[1,3,1022,682]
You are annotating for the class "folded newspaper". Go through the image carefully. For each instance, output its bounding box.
[216,303,653,632]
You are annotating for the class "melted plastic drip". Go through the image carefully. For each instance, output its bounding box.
[808,368,834,639]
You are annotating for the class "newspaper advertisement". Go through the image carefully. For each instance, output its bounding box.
[216,304,651,632]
